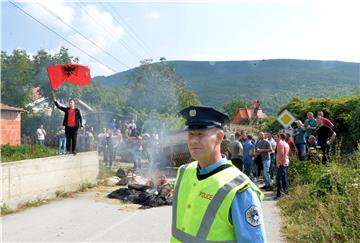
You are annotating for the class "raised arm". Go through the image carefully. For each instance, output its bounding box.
[53,95,67,112]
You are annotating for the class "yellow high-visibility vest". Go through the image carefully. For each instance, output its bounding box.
[171,161,263,242]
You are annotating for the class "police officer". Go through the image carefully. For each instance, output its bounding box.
[171,106,266,243]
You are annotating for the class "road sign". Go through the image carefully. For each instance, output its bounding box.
[277,109,296,128]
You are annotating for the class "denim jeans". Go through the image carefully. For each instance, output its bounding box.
[58,137,66,154]
[244,163,257,183]
[269,153,276,178]
[276,165,289,196]
[262,159,272,187]
[295,143,306,161]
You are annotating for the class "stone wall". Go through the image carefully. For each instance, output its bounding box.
[0,151,99,209]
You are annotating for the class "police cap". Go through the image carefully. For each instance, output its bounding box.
[179,105,230,131]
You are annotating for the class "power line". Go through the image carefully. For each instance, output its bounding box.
[108,2,154,57]
[75,0,145,61]
[8,0,117,74]
[35,1,131,70]
[34,1,152,78]
[99,2,150,56]
[99,2,154,58]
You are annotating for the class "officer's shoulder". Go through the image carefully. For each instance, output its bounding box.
[179,161,196,170]
[237,183,251,193]
[179,164,186,170]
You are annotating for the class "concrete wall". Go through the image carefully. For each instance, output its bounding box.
[1,151,99,209]
[0,110,22,145]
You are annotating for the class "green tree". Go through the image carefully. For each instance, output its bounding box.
[349,97,360,145]
[264,95,360,152]
[177,82,201,108]
[80,81,127,114]
[126,58,200,114]
[1,50,34,108]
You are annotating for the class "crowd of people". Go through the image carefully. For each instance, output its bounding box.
[223,110,336,199]
[95,119,161,169]
[23,109,336,183]
[21,115,161,170]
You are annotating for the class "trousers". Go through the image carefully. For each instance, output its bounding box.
[65,126,78,153]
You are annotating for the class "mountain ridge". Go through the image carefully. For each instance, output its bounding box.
[94,59,359,114]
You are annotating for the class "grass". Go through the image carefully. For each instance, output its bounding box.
[0,203,15,215]
[1,198,50,216]
[278,147,360,243]
[1,182,98,216]
[97,163,116,179]
[17,198,50,210]
[55,190,73,198]
[79,181,97,192]
[1,144,57,162]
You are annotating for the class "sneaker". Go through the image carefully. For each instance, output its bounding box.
[260,185,268,190]
[274,194,281,200]
[72,151,77,155]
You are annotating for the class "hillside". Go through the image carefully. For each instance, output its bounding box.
[94,59,359,114]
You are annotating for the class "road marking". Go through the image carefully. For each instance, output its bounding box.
[83,210,141,242]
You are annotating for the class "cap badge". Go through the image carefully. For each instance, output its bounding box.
[189,109,197,117]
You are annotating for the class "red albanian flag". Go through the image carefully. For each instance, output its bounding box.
[47,64,91,91]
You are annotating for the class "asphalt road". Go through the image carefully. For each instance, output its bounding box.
[1,186,284,242]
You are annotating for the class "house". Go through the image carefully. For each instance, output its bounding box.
[231,107,267,124]
[0,104,26,145]
[27,87,94,116]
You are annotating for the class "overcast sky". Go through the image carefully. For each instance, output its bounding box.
[2,0,360,76]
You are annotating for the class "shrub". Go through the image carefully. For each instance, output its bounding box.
[1,144,57,162]
[279,151,360,242]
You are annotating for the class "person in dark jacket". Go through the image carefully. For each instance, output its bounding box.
[53,94,83,155]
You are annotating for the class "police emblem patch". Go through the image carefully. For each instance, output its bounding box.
[245,205,262,227]
[189,109,196,117]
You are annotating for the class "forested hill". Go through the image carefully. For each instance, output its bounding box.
[94,59,359,114]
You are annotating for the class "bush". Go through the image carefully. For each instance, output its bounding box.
[279,151,360,242]
[1,144,57,162]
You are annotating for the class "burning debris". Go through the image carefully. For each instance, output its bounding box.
[107,169,173,209]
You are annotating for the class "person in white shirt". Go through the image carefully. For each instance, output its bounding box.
[36,124,47,145]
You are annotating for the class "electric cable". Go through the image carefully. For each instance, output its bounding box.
[35,1,131,70]
[75,0,144,61]
[100,2,154,58]
[8,0,117,73]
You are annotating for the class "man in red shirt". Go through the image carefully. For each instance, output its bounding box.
[285,133,295,157]
[54,94,83,155]
[317,110,334,128]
